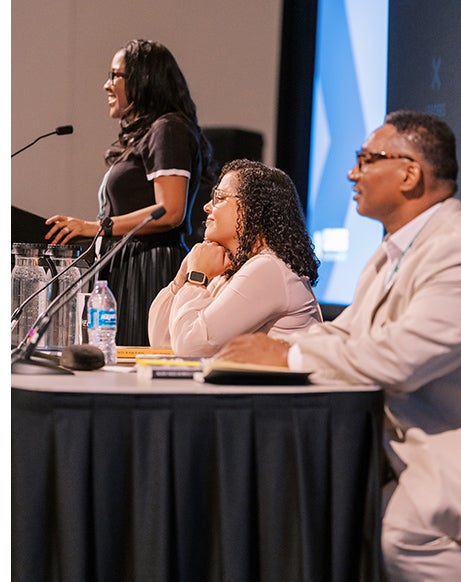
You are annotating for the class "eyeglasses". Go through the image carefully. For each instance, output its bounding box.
[107,71,126,83]
[210,187,240,206]
[355,150,416,171]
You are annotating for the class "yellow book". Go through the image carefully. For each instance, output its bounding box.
[116,346,174,363]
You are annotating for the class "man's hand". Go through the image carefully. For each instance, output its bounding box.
[214,333,290,367]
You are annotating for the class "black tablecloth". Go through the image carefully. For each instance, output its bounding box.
[12,388,384,582]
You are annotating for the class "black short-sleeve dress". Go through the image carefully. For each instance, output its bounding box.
[98,112,203,346]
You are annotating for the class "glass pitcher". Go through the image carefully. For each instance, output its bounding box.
[43,244,83,350]
[11,242,50,347]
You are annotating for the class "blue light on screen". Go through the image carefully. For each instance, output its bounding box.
[307,0,389,306]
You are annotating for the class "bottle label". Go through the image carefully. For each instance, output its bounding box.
[87,308,117,329]
[98,309,117,328]
[87,307,98,330]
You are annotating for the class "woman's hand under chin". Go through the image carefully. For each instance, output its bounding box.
[188,241,230,280]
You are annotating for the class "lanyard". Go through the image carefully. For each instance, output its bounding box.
[97,165,114,220]
[383,204,442,292]
[383,228,423,291]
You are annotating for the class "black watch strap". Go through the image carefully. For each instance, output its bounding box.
[185,271,209,286]
[100,216,114,237]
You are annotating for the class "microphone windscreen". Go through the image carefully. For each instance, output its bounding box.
[60,344,105,370]
[56,125,74,135]
[151,206,166,220]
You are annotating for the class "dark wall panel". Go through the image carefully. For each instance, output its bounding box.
[387,0,461,194]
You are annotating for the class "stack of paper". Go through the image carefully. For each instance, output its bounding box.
[135,354,203,379]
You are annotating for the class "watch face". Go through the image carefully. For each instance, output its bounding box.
[190,271,205,283]
[102,217,113,228]
[186,271,208,286]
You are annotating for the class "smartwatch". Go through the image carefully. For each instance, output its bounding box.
[185,271,209,287]
[100,216,114,237]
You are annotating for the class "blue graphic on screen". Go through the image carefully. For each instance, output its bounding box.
[308,0,389,305]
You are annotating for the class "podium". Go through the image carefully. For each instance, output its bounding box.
[11,206,49,244]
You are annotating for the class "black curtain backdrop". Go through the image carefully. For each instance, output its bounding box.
[276,0,318,216]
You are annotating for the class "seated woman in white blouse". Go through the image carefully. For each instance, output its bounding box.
[148,159,322,357]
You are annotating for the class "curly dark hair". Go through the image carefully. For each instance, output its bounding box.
[219,159,320,285]
[105,39,215,182]
[385,110,458,193]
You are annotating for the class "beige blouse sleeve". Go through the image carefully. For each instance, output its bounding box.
[148,253,318,357]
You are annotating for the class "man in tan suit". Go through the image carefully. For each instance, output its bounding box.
[216,111,461,581]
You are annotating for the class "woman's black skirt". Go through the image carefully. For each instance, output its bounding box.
[98,238,187,346]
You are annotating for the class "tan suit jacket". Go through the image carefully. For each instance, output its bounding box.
[291,197,461,541]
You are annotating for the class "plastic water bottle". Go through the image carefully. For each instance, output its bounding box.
[87,280,117,364]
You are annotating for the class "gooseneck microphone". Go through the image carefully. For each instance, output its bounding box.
[11,206,167,375]
[55,125,74,135]
[11,227,103,333]
[11,125,74,158]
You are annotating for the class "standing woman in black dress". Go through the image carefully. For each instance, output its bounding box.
[45,39,215,346]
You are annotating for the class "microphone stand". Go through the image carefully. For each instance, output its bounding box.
[12,126,74,158]
[11,206,166,375]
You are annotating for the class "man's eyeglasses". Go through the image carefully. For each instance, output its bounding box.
[211,187,240,206]
[355,150,416,171]
[108,71,126,83]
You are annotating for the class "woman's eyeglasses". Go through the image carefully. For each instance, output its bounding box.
[210,187,241,206]
[107,71,126,83]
